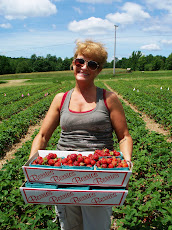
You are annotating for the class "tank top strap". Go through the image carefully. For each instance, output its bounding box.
[60,88,74,114]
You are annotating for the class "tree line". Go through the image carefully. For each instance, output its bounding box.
[0,51,172,75]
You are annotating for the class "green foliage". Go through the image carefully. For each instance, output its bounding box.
[0,72,171,229]
[106,79,172,134]
[0,83,74,156]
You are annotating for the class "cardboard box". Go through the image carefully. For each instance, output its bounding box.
[20,183,128,206]
[23,150,132,187]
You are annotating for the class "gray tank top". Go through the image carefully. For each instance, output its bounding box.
[57,87,114,151]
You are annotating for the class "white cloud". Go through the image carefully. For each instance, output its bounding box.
[52,24,57,29]
[0,23,11,28]
[87,6,95,13]
[143,25,171,33]
[140,44,161,51]
[145,0,172,13]
[68,17,113,35]
[73,7,82,15]
[106,2,150,25]
[76,0,121,3]
[0,0,57,20]
[161,39,172,45]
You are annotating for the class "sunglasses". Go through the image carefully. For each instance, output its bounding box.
[74,58,99,71]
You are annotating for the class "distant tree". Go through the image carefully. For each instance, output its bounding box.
[56,57,63,71]
[138,56,147,71]
[129,51,142,71]
[151,56,164,71]
[46,54,58,71]
[16,60,32,73]
[0,55,13,75]
[30,54,37,64]
[144,63,153,71]
[33,57,52,72]
[165,53,172,70]
[146,54,154,64]
[61,57,72,70]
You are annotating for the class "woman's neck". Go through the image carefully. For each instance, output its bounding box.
[74,81,97,94]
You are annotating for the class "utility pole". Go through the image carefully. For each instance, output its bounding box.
[113,25,118,75]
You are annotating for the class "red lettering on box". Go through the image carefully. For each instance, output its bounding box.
[93,174,119,184]
[91,193,117,204]
[70,193,96,203]
[50,171,76,182]
[28,191,52,202]
[72,173,98,183]
[49,192,74,203]
[30,171,54,181]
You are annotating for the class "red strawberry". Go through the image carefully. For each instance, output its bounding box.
[101,158,107,164]
[86,164,93,167]
[118,163,123,167]
[102,163,107,168]
[91,159,96,165]
[113,150,120,156]
[48,159,55,166]
[70,154,77,162]
[35,156,43,165]
[96,161,101,167]
[61,158,68,164]
[88,154,93,159]
[54,162,61,167]
[93,153,99,161]
[84,157,91,165]
[108,163,114,168]
[73,161,79,166]
[123,163,128,168]
[106,158,112,164]
[78,156,84,163]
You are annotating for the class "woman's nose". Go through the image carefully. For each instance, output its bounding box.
[81,62,87,69]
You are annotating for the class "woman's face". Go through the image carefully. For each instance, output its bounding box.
[73,54,101,83]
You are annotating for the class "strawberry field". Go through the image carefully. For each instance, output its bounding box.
[0,70,171,229]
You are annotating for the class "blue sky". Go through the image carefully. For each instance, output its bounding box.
[0,0,172,61]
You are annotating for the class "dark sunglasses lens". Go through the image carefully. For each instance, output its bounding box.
[88,61,98,70]
[75,58,85,67]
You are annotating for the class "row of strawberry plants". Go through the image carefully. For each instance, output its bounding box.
[0,87,171,229]
[0,83,73,156]
[106,79,172,134]
[0,83,63,120]
[0,84,52,106]
[113,100,171,229]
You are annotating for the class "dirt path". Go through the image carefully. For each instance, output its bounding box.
[0,82,171,169]
[0,79,30,87]
[104,83,172,143]
[0,120,43,170]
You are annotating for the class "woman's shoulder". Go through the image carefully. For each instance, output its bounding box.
[53,91,71,111]
[104,89,122,110]
[103,88,118,100]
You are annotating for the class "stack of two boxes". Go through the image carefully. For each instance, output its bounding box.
[20,150,132,206]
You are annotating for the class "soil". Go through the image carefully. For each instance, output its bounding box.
[0,120,43,170]
[104,83,172,143]
[0,79,30,88]
[0,81,171,170]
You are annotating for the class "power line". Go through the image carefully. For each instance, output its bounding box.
[2,33,172,54]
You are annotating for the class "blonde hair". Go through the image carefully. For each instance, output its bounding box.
[74,39,108,68]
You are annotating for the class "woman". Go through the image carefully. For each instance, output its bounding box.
[29,39,133,230]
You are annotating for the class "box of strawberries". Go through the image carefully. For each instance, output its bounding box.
[22,149,132,187]
[20,183,128,206]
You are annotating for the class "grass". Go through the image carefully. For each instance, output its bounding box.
[0,68,172,83]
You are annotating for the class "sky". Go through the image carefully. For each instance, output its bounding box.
[0,0,172,61]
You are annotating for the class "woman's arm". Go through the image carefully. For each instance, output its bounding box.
[106,91,133,162]
[29,93,64,159]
